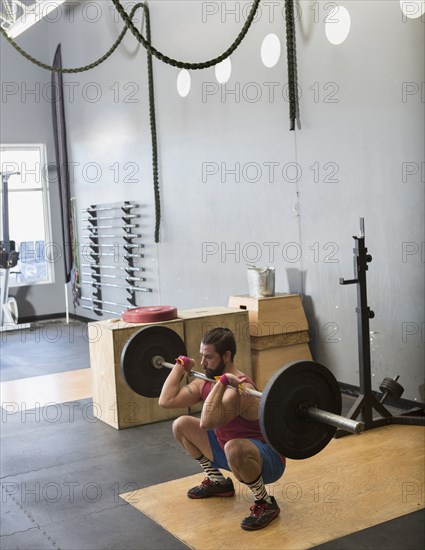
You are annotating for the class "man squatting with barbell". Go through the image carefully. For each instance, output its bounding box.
[159,327,285,531]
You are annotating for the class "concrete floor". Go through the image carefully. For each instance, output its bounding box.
[1,320,424,549]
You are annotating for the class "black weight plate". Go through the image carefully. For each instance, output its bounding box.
[259,361,342,460]
[379,377,404,400]
[120,326,187,398]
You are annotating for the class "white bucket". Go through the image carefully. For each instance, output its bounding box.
[247,266,275,298]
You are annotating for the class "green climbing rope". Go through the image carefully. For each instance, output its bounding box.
[111,0,261,70]
[142,5,160,243]
[0,3,144,73]
[1,0,300,233]
[0,0,261,75]
[0,0,262,242]
[285,0,298,130]
[0,3,163,241]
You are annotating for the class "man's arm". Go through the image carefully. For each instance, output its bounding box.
[200,376,259,429]
[158,362,202,409]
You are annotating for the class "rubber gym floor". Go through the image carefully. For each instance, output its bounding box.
[1,320,424,550]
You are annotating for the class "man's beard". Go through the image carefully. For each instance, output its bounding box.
[205,358,226,379]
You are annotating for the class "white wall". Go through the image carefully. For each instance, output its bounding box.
[1,1,424,400]
[1,18,66,316]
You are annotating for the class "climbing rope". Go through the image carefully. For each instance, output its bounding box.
[0,0,260,73]
[111,0,261,70]
[0,1,261,242]
[1,0,299,237]
[142,5,160,243]
[1,3,163,241]
[0,3,144,73]
[285,0,299,130]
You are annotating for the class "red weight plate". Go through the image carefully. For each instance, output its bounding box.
[122,306,178,323]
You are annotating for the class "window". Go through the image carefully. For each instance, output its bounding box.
[0,144,53,286]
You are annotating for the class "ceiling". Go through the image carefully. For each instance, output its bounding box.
[0,0,69,38]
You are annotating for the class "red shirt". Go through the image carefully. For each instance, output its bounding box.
[201,376,285,465]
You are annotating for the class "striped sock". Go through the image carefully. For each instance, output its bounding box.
[196,455,226,484]
[246,474,271,503]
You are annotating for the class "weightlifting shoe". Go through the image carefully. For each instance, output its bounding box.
[240,496,280,530]
[187,477,235,499]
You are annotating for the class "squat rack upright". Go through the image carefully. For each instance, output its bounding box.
[335,218,424,437]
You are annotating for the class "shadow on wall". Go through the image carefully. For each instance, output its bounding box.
[286,267,336,370]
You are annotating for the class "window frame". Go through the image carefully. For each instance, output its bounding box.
[0,143,55,288]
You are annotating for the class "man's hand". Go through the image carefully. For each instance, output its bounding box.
[175,355,195,372]
[217,373,251,395]
[159,356,201,409]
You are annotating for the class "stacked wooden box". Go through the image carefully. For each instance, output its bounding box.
[228,294,312,390]
[88,306,252,429]
[88,318,187,430]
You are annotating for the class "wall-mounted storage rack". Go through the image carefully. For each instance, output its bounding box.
[80,201,152,316]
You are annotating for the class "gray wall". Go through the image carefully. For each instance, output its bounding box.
[1,1,424,401]
[1,19,67,316]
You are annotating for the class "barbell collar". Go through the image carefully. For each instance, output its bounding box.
[304,406,364,435]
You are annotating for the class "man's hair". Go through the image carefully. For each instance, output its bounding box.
[202,327,237,361]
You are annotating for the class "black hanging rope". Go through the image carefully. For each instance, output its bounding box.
[0,3,144,73]
[142,6,160,243]
[285,0,299,130]
[111,0,261,70]
[0,2,162,242]
[0,1,261,242]
[0,0,300,238]
[0,0,261,73]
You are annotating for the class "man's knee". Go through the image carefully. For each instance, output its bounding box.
[172,415,188,438]
[224,439,250,466]
[172,415,198,440]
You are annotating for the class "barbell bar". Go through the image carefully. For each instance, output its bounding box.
[81,264,144,272]
[82,214,140,222]
[120,325,364,459]
[152,356,364,436]
[151,356,262,397]
[82,280,152,292]
[83,204,138,213]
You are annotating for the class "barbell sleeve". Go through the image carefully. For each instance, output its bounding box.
[303,407,365,435]
[154,357,363,434]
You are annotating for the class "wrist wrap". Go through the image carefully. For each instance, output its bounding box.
[219,374,230,387]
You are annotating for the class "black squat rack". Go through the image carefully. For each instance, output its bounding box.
[335,218,424,437]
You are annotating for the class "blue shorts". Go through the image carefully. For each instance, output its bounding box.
[207,430,285,484]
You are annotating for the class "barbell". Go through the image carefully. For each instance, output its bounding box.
[120,326,364,460]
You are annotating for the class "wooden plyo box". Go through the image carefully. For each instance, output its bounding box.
[228,293,308,337]
[88,318,187,429]
[251,344,313,390]
[89,308,253,428]
[228,294,312,390]
[250,330,310,351]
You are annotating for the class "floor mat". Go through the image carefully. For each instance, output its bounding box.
[1,368,92,411]
[121,425,425,549]
[1,320,90,382]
